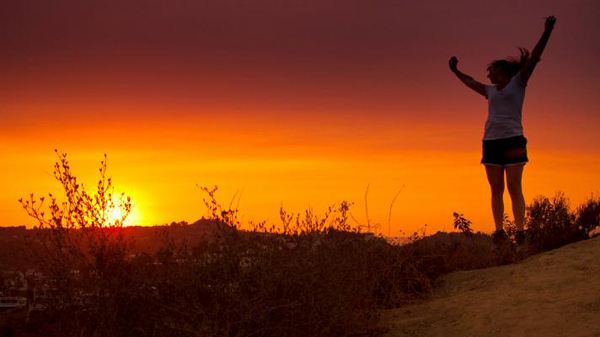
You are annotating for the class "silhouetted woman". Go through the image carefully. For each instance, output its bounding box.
[449,16,556,244]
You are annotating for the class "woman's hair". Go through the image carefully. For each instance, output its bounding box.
[488,48,530,78]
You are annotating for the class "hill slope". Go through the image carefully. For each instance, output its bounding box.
[382,237,600,337]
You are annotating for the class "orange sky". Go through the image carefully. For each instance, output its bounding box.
[1,0,599,234]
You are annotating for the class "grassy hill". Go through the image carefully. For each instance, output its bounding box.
[382,237,600,337]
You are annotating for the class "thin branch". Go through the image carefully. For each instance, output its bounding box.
[387,185,405,237]
[364,183,371,232]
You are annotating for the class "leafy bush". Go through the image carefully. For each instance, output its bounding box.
[575,195,600,236]
[526,193,580,252]
[452,212,473,237]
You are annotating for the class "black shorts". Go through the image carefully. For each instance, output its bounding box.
[481,135,528,167]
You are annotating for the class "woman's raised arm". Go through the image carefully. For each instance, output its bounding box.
[520,16,556,85]
[449,56,487,98]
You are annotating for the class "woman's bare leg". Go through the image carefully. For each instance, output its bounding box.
[506,164,526,231]
[485,165,505,231]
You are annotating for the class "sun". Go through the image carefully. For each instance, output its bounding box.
[107,206,126,225]
[106,202,141,227]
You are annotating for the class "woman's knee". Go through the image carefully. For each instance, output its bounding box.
[506,165,524,197]
[490,182,505,196]
[507,182,522,198]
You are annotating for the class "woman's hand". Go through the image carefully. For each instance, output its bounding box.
[545,15,556,32]
[449,56,458,72]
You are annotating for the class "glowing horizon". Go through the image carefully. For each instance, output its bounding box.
[3,142,599,235]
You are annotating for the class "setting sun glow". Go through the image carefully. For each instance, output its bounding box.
[105,201,140,227]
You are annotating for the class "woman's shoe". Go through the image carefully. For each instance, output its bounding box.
[515,230,526,245]
[492,229,508,245]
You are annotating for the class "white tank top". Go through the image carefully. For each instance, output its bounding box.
[483,72,526,140]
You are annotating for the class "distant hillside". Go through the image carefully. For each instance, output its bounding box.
[382,237,600,337]
[0,220,220,270]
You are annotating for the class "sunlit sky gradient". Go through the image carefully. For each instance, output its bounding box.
[1,0,599,234]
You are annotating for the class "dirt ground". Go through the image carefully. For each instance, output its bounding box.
[381,237,600,337]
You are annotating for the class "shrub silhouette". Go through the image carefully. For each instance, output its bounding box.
[19,151,133,336]
[575,195,600,237]
[526,193,580,252]
[452,212,473,237]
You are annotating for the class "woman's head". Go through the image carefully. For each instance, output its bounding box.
[487,48,530,84]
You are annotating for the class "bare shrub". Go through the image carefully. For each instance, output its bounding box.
[19,151,134,336]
